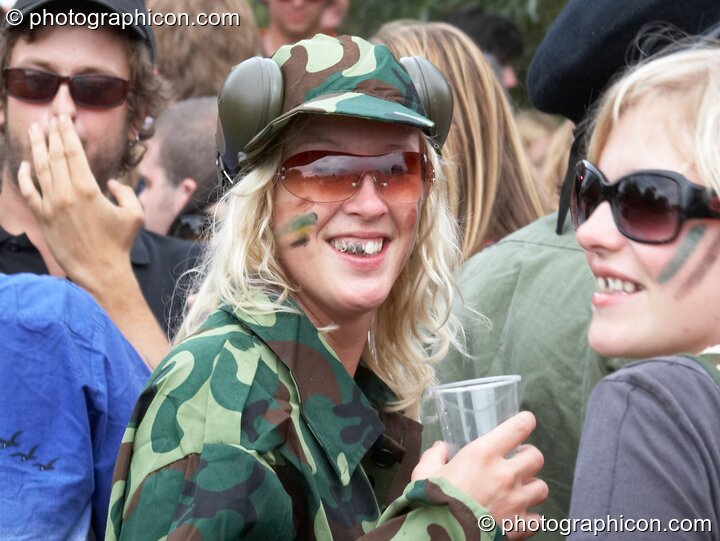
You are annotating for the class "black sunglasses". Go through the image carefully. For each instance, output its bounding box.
[571,159,720,244]
[3,67,129,109]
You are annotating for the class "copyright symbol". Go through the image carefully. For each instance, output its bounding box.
[5,9,23,26]
[478,515,496,532]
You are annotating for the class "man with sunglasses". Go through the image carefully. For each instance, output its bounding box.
[0,0,200,368]
[433,1,720,538]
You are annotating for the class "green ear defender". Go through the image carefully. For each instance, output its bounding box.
[216,57,283,187]
[216,55,453,187]
[398,56,453,153]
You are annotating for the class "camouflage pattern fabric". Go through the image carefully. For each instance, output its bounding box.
[244,34,435,159]
[107,295,496,540]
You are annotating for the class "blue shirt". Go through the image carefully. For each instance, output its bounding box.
[0,274,150,540]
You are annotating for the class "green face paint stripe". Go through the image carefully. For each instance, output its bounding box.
[277,212,318,248]
[678,227,720,295]
[277,212,318,237]
[658,224,707,284]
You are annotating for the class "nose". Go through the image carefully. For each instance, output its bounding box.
[49,82,77,121]
[343,172,389,219]
[575,201,626,253]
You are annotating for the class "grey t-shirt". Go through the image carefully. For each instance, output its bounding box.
[569,356,720,540]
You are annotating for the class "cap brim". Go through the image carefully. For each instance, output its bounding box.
[244,92,434,159]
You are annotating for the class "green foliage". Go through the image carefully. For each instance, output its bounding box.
[251,0,568,106]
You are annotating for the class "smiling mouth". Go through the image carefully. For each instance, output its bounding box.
[595,276,643,294]
[330,238,384,256]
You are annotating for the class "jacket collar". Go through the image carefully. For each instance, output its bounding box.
[223,301,387,483]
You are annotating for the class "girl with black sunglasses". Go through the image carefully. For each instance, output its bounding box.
[568,44,720,540]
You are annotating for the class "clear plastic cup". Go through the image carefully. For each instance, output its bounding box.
[425,375,521,456]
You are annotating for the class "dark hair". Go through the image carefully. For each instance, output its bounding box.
[0,0,167,173]
[446,8,523,65]
[155,96,220,213]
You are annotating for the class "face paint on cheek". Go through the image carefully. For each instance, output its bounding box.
[277,212,318,248]
[397,199,421,268]
[677,227,720,297]
[658,224,707,284]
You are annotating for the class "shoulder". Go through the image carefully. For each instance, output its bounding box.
[459,214,586,286]
[144,308,291,432]
[600,356,720,393]
[456,213,597,339]
[0,273,109,335]
[0,273,147,383]
[121,308,295,489]
[585,356,720,451]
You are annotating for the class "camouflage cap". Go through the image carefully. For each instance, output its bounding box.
[243,34,434,157]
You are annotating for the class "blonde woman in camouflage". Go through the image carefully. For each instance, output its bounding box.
[108,35,547,540]
[375,21,546,261]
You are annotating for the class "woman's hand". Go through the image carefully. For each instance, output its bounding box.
[413,411,548,540]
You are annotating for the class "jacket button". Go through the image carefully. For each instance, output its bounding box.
[371,448,396,468]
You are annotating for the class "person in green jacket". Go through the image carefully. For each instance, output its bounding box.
[107,34,547,540]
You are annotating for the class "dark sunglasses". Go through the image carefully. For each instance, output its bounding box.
[3,67,129,109]
[278,150,434,204]
[571,159,720,244]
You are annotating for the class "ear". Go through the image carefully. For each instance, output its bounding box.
[174,177,197,214]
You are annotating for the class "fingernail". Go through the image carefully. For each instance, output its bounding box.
[58,114,69,125]
[29,123,41,135]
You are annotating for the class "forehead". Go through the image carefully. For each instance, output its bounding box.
[598,98,695,182]
[287,115,422,156]
[8,24,130,78]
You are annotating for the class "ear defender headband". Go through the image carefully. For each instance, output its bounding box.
[216,55,453,188]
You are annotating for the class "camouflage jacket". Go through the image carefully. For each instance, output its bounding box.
[107,301,496,540]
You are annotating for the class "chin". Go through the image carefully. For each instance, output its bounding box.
[337,287,392,315]
[587,323,631,359]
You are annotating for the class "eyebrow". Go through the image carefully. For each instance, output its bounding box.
[10,58,126,78]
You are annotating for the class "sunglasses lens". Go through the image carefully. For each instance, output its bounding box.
[572,163,602,228]
[70,75,128,108]
[5,69,58,101]
[616,174,680,242]
[4,68,128,109]
[281,151,427,203]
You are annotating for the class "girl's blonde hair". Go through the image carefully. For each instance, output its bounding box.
[375,21,545,260]
[176,120,462,417]
[587,44,720,194]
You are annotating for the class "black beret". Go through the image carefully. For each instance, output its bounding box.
[527,0,720,123]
